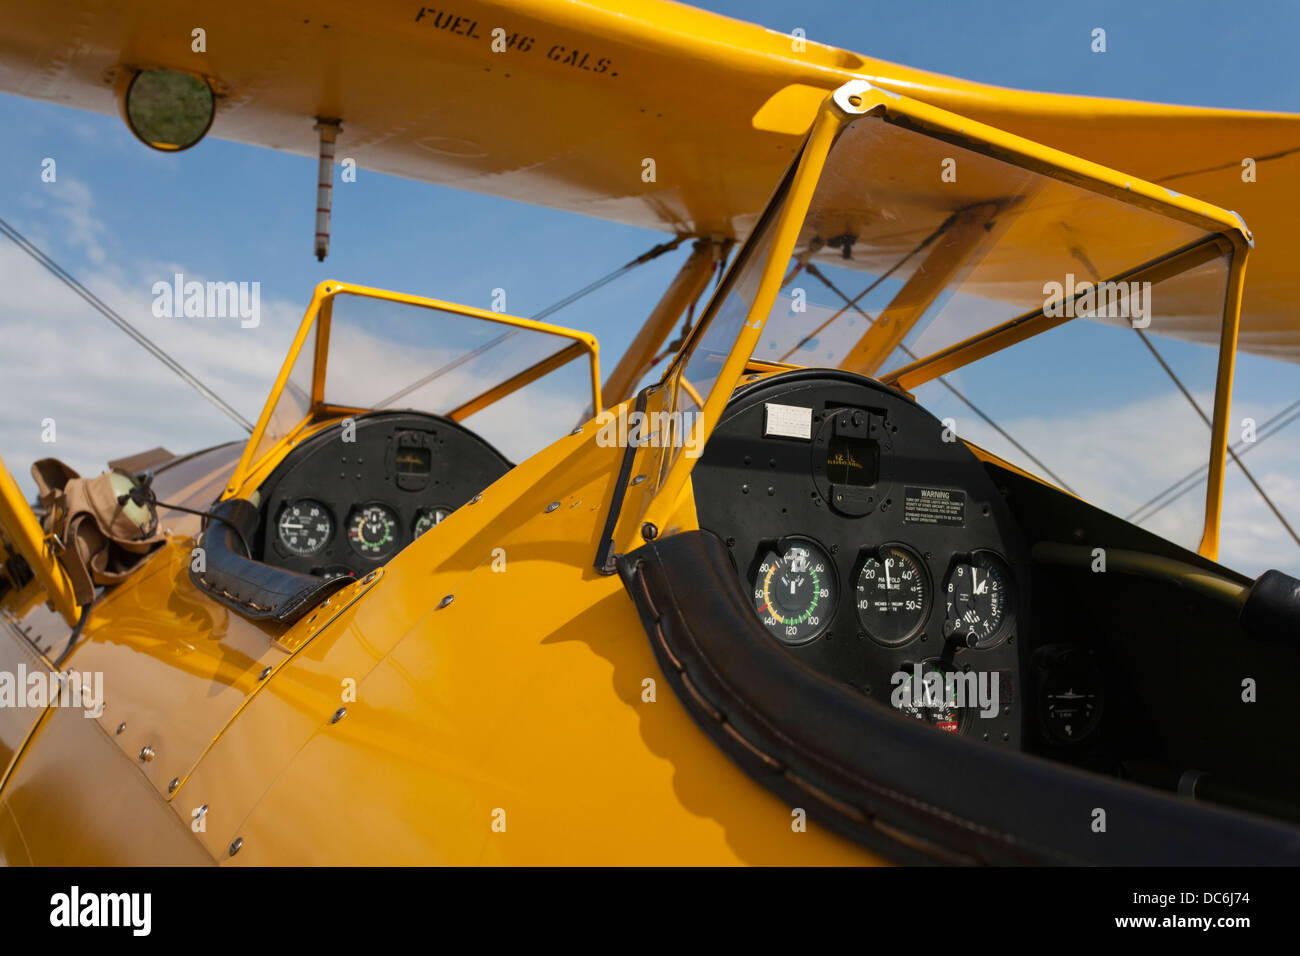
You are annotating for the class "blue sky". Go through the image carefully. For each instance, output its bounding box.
[0,0,1296,575]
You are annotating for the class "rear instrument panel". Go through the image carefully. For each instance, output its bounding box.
[257,412,512,579]
[692,372,1029,746]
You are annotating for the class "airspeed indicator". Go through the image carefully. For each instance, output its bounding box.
[753,537,837,645]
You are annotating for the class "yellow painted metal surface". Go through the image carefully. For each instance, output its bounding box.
[0,401,879,864]
[0,703,212,865]
[0,612,54,797]
[0,455,79,626]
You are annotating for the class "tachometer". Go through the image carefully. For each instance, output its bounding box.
[943,550,1013,648]
[277,499,333,557]
[855,544,929,646]
[753,537,837,645]
[412,506,452,538]
[347,504,400,558]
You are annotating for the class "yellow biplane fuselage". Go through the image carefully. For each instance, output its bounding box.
[1,7,1298,864]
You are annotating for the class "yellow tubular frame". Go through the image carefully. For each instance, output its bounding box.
[1199,245,1248,559]
[636,80,1253,561]
[0,456,79,626]
[224,280,602,498]
[636,102,846,540]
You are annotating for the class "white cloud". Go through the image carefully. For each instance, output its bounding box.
[0,196,297,501]
[917,382,1300,579]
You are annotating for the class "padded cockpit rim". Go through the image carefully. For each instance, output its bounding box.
[189,498,351,625]
[617,530,1300,865]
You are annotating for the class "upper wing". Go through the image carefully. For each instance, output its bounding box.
[1,0,1295,359]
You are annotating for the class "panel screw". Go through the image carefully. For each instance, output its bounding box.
[469,493,482,504]
[116,722,126,735]
[168,777,179,793]
[139,745,155,762]
[630,474,646,485]
[331,707,346,724]
[437,594,454,609]
[258,666,272,681]
[571,425,583,435]
[545,501,560,513]
[229,837,243,857]
[641,523,658,540]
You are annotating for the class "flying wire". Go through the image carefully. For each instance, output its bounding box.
[1129,328,1300,547]
[1128,398,1300,525]
[0,214,254,433]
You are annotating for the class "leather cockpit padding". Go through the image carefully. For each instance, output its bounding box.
[618,530,1300,865]
[1240,569,1300,643]
[189,498,351,625]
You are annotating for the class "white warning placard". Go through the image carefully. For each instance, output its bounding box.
[763,403,813,440]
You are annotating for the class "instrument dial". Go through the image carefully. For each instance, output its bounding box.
[277,499,332,557]
[855,544,929,646]
[412,506,452,538]
[894,659,968,733]
[753,537,837,645]
[944,551,1012,648]
[347,504,400,558]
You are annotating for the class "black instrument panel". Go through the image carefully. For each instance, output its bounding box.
[256,411,512,577]
[691,370,1029,747]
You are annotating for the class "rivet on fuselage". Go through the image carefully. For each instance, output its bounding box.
[229,837,243,857]
[168,777,179,793]
[438,595,454,609]
[116,722,126,735]
[631,474,646,485]
[331,707,346,724]
[258,666,272,681]
[139,745,155,762]
[545,501,560,513]
[469,493,482,504]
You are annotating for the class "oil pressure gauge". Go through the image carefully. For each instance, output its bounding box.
[753,537,837,645]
